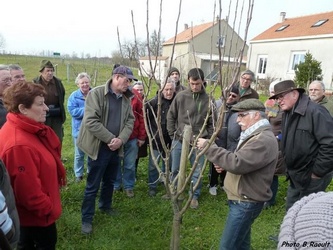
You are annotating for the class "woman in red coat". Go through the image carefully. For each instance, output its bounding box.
[0,82,66,250]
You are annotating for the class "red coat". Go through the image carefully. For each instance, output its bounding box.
[0,113,66,227]
[129,88,147,141]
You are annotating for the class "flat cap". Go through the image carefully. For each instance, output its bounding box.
[231,98,265,112]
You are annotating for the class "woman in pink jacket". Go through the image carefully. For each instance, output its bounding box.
[0,81,66,250]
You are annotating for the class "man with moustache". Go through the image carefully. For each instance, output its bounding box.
[197,99,278,250]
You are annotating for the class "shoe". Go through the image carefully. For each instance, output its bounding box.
[81,222,92,234]
[209,186,217,196]
[125,189,134,198]
[269,235,278,242]
[100,208,118,217]
[148,189,157,197]
[75,176,83,183]
[190,199,199,209]
[263,201,274,209]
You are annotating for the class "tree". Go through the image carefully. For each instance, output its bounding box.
[0,33,5,51]
[149,29,164,56]
[118,0,253,249]
[294,52,322,88]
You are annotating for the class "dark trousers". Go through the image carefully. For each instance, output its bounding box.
[286,173,332,211]
[17,223,57,250]
[81,143,120,224]
[45,117,63,144]
[209,162,226,187]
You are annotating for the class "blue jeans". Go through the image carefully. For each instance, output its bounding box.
[171,140,204,199]
[73,137,90,177]
[81,143,120,224]
[220,200,264,250]
[114,138,138,190]
[148,149,170,190]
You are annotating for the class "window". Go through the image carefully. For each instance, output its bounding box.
[289,52,306,71]
[276,25,289,31]
[312,19,328,27]
[256,55,268,79]
[257,56,267,74]
[216,36,225,48]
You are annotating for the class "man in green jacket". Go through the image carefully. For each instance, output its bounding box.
[77,66,135,235]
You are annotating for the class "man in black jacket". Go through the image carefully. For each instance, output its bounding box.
[270,80,333,211]
[146,77,176,196]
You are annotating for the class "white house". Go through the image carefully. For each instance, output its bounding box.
[247,11,333,89]
[138,56,169,84]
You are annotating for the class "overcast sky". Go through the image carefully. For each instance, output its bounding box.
[1,0,333,57]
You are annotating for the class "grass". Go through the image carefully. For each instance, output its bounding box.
[1,54,332,250]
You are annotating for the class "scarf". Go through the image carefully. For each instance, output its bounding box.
[8,113,67,187]
[237,119,270,149]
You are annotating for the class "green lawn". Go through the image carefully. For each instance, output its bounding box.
[1,55,332,250]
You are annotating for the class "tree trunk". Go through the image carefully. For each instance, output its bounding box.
[170,125,192,250]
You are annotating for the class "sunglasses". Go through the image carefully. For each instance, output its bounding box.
[229,93,238,98]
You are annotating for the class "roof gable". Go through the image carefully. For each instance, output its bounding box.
[252,11,333,41]
[163,21,218,45]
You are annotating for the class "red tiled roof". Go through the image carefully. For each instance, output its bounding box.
[252,11,333,41]
[163,21,216,45]
[139,56,169,60]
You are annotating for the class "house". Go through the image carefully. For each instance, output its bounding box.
[138,56,169,83]
[247,11,333,89]
[160,17,248,83]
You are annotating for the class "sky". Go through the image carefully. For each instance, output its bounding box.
[1,0,333,57]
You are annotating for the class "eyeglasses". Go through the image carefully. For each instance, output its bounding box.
[237,112,251,118]
[275,91,292,101]
[241,76,253,82]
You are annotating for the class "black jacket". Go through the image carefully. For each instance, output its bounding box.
[282,93,333,189]
[146,93,175,152]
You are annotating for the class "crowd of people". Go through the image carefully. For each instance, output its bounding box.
[0,60,332,249]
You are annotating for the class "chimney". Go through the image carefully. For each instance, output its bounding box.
[280,12,286,22]
[184,23,189,30]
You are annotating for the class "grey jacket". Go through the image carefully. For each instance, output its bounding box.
[77,79,134,160]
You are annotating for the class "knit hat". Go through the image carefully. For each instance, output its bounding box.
[231,98,265,112]
[168,67,180,77]
[39,60,54,72]
[278,192,333,249]
[230,85,239,95]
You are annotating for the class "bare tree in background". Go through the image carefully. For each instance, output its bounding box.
[118,0,254,249]
[0,34,6,51]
